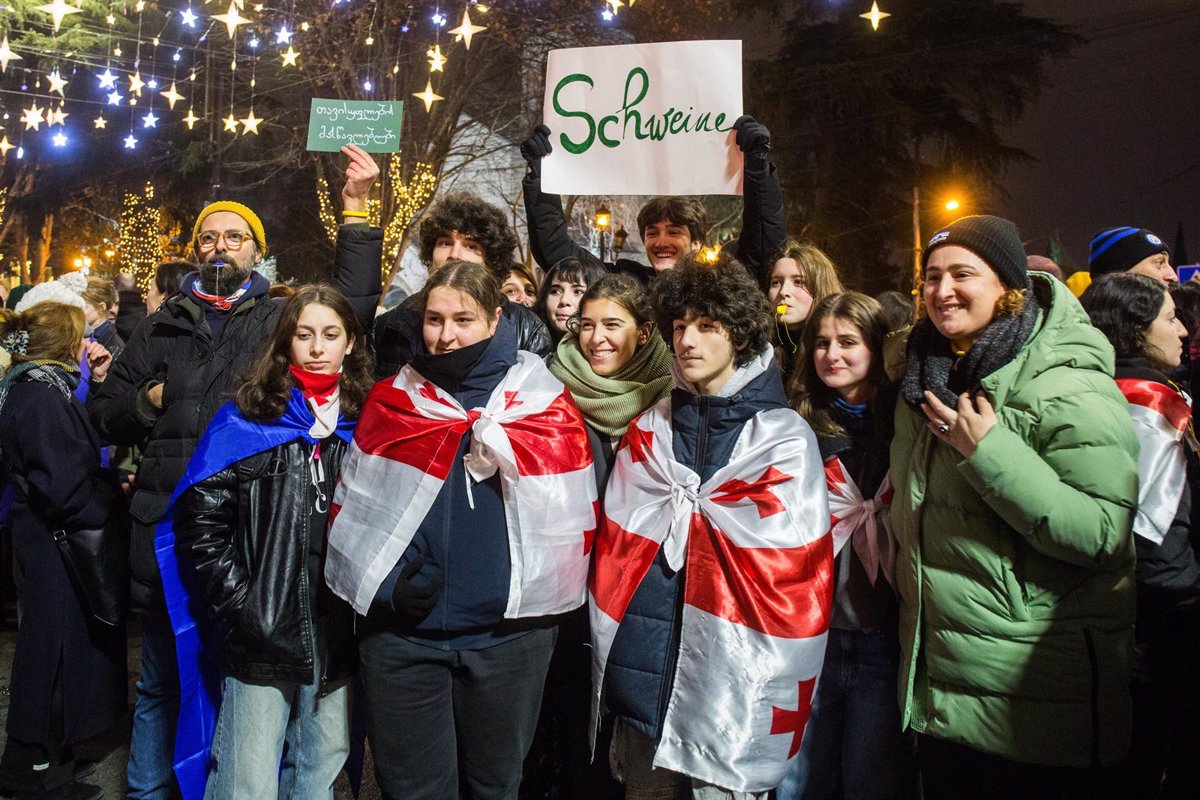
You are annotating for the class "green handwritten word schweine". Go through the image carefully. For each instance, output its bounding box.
[552,67,733,155]
[318,125,398,148]
[313,103,398,123]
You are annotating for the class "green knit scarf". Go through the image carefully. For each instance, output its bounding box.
[550,329,674,437]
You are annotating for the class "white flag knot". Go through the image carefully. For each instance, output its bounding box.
[462,408,521,507]
[664,476,701,571]
[827,467,896,589]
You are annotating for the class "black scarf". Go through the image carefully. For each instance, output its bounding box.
[902,291,1041,408]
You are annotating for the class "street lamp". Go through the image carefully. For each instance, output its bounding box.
[595,205,612,261]
[944,198,960,212]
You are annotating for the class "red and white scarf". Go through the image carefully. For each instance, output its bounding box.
[325,352,597,617]
[590,398,832,792]
[1117,378,1194,546]
[826,457,896,588]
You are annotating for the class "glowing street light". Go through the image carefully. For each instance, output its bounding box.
[944,199,960,212]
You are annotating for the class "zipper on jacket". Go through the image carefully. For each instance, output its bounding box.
[299,442,316,685]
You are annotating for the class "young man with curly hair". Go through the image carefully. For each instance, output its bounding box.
[520,116,785,283]
[372,192,552,377]
[590,253,832,798]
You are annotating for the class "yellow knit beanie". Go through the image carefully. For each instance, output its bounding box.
[192,201,267,257]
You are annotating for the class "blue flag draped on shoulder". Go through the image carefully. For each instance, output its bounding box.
[155,389,354,800]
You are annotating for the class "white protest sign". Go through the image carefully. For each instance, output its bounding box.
[541,40,743,196]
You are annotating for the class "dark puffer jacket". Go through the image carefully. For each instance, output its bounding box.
[175,436,355,685]
[603,354,787,739]
[88,226,382,611]
[371,290,551,379]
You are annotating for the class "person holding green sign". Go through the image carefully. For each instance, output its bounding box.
[520,115,785,283]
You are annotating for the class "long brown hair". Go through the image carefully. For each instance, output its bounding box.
[789,292,891,438]
[235,285,374,421]
[425,259,504,317]
[0,303,85,366]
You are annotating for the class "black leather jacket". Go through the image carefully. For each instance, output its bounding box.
[372,291,552,379]
[174,437,355,685]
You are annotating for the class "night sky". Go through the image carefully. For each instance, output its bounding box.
[1000,0,1200,269]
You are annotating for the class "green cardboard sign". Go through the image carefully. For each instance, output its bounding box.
[306,99,402,153]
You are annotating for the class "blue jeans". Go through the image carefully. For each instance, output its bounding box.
[203,669,350,800]
[128,622,181,800]
[775,628,912,800]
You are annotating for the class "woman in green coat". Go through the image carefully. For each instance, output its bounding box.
[892,215,1139,800]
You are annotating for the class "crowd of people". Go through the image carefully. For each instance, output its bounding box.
[0,118,1192,800]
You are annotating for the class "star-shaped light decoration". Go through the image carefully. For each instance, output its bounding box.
[274,25,292,44]
[142,111,158,128]
[212,1,251,39]
[280,45,298,67]
[21,102,45,131]
[413,80,443,112]
[181,6,197,26]
[123,133,137,149]
[222,112,239,133]
[128,71,145,96]
[605,0,625,12]
[239,109,262,135]
[107,91,122,106]
[93,115,107,129]
[49,105,68,126]
[449,8,486,49]
[427,43,446,72]
[36,0,83,32]
[106,13,115,25]
[0,35,22,73]
[183,107,199,130]
[0,136,13,157]
[46,68,67,96]
[160,82,184,109]
[97,68,117,89]
[859,1,890,31]
[135,0,145,12]
[51,131,67,147]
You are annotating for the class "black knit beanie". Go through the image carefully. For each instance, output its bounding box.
[922,215,1030,290]
[1088,227,1169,276]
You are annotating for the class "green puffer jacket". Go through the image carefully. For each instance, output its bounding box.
[890,273,1138,768]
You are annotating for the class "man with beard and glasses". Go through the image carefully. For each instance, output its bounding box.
[88,145,383,800]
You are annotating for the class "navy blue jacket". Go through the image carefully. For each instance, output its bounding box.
[372,318,525,644]
[603,355,789,740]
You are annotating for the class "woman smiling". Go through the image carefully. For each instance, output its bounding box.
[892,215,1140,798]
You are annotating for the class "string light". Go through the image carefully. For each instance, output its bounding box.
[119,185,163,292]
[316,176,338,244]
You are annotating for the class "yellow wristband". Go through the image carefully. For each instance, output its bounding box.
[341,210,369,218]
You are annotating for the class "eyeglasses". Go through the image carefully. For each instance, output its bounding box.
[195,230,254,251]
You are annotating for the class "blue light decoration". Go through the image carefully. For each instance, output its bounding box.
[432,10,446,26]
[52,130,67,147]
[181,6,197,27]
[363,78,372,91]
[16,146,23,159]
[275,25,292,44]
[248,36,259,48]
[123,133,137,149]
[601,8,614,21]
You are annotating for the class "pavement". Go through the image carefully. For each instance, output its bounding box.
[0,617,376,799]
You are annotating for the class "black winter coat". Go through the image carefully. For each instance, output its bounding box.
[371,291,552,379]
[0,377,127,749]
[522,150,786,284]
[175,436,356,684]
[88,225,382,611]
[115,288,147,342]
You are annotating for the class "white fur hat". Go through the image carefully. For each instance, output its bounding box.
[15,274,88,313]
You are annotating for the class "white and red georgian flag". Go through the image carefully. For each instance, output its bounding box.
[826,458,896,588]
[590,398,833,792]
[325,351,597,617]
[1116,378,1194,546]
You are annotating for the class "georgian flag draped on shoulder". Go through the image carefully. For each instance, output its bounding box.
[1117,378,1194,546]
[326,351,596,617]
[826,457,896,588]
[590,398,833,793]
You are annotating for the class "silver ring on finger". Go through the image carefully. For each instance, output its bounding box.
[937,422,950,435]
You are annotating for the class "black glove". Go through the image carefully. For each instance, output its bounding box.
[733,115,771,157]
[390,559,441,624]
[519,124,553,176]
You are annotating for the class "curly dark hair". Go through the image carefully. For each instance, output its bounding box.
[1080,272,1167,361]
[418,192,519,279]
[651,251,772,367]
[235,284,375,422]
